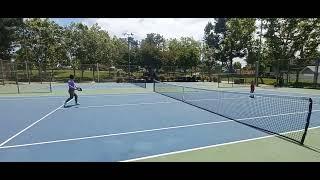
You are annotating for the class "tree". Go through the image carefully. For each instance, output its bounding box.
[223,18,256,72]
[263,18,320,84]
[233,62,242,70]
[176,37,201,74]
[140,33,165,75]
[0,18,23,60]
[161,38,180,74]
[203,19,227,74]
[110,36,127,66]
[16,18,65,78]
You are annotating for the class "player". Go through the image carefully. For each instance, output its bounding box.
[64,74,81,107]
[250,80,255,98]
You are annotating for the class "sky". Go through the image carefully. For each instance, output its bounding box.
[50,18,247,66]
[51,18,214,41]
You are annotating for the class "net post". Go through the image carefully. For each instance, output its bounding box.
[301,98,313,145]
[182,87,185,101]
[153,79,155,92]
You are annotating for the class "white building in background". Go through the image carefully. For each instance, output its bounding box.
[299,66,320,83]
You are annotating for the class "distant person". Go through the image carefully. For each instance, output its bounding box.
[64,75,80,107]
[250,81,255,98]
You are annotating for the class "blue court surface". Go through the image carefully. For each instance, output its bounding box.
[0,86,319,161]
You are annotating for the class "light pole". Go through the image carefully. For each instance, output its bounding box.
[256,19,263,87]
[123,32,134,80]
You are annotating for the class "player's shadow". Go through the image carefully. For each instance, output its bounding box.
[63,104,78,108]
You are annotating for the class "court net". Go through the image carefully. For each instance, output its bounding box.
[153,80,313,145]
[129,78,147,88]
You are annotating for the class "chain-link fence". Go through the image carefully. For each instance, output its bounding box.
[217,73,255,88]
[0,60,52,94]
[1,58,319,94]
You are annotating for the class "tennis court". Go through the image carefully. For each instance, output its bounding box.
[0,82,319,161]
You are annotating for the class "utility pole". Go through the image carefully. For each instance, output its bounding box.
[123,32,134,80]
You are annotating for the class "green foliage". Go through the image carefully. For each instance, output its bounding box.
[1,17,319,88]
[233,62,242,69]
[0,18,23,59]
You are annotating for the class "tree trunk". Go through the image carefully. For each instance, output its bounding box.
[30,64,33,75]
[81,65,84,81]
[92,65,95,82]
[38,67,42,83]
[229,57,233,73]
[172,66,175,78]
[43,65,47,81]
[259,77,264,84]
[295,70,299,84]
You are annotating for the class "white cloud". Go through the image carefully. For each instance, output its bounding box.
[81,18,214,41]
[81,18,249,66]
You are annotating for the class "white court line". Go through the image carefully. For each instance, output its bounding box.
[0,96,65,101]
[121,126,320,162]
[60,101,176,110]
[0,119,235,149]
[0,92,154,101]
[0,110,314,149]
[0,104,63,147]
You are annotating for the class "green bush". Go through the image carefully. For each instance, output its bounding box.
[288,82,313,88]
[212,77,217,82]
[116,78,124,83]
[233,78,245,84]
[234,79,240,84]
[262,78,276,85]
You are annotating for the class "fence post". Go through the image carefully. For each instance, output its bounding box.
[25,61,31,84]
[39,63,43,84]
[15,62,20,94]
[313,59,319,88]
[255,61,259,86]
[286,59,290,86]
[97,63,100,83]
[92,64,95,82]
[1,59,4,85]
[49,70,52,93]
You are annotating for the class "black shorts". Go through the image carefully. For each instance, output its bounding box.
[69,89,76,97]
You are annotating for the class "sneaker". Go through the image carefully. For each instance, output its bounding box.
[63,102,67,108]
[75,102,80,105]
